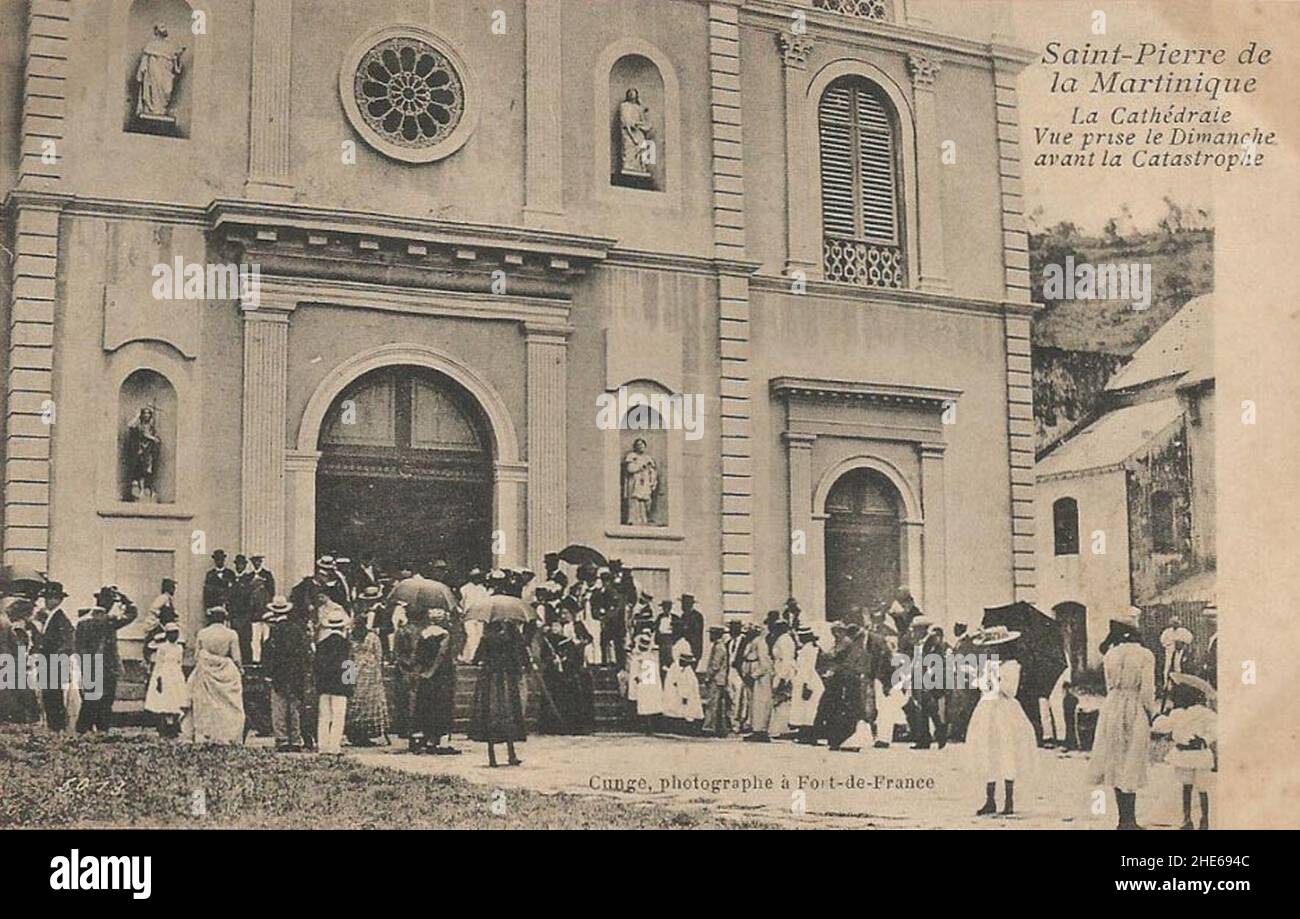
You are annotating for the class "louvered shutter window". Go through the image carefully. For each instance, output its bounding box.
[819,79,898,245]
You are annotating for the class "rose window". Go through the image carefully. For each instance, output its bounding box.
[355,38,464,148]
[340,27,477,164]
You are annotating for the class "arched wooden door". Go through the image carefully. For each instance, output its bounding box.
[824,468,902,621]
[315,366,493,578]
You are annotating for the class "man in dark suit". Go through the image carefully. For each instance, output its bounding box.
[680,594,704,661]
[75,590,137,733]
[203,549,235,610]
[35,582,75,731]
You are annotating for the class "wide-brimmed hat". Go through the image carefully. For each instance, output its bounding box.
[1169,671,1216,703]
[315,555,336,570]
[205,605,229,622]
[910,616,932,631]
[970,625,1021,647]
[681,593,696,603]
[1112,606,1142,629]
[357,585,383,601]
[164,621,181,634]
[321,606,349,630]
[266,595,293,614]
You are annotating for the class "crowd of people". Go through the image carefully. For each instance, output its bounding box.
[0,552,1216,825]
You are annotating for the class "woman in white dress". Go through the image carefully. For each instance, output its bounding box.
[966,627,1038,816]
[1087,607,1157,829]
[767,622,797,739]
[144,622,188,737]
[789,627,824,743]
[183,606,245,744]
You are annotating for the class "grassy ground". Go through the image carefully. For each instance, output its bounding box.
[0,725,774,829]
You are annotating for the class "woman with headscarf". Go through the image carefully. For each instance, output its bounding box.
[1088,607,1157,829]
[183,606,245,744]
[966,627,1038,816]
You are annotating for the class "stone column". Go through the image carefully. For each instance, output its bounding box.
[777,34,818,278]
[907,54,951,293]
[919,442,948,625]
[283,449,319,584]
[494,461,528,569]
[783,432,817,613]
[525,324,569,567]
[246,0,294,200]
[523,0,563,227]
[240,301,291,580]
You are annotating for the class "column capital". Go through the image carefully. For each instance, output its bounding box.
[522,321,574,344]
[776,33,815,70]
[907,53,942,91]
[782,431,818,450]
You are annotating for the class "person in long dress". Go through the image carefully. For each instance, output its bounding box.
[661,637,704,733]
[184,606,245,745]
[627,629,664,731]
[469,619,528,767]
[144,622,187,737]
[813,622,866,750]
[1087,608,1157,829]
[767,621,797,739]
[790,627,825,744]
[965,627,1039,816]
[344,612,390,747]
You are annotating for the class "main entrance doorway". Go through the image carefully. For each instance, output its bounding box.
[824,467,902,621]
[315,366,493,578]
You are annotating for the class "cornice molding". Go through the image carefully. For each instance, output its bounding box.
[770,376,962,408]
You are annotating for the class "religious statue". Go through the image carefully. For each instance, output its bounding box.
[621,437,660,526]
[135,24,187,122]
[615,88,656,185]
[125,406,163,502]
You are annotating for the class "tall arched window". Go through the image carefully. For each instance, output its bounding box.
[1053,497,1079,556]
[819,76,903,288]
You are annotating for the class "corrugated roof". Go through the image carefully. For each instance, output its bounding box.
[1037,396,1185,478]
[1107,294,1214,392]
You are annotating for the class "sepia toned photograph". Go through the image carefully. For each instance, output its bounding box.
[0,0,1296,868]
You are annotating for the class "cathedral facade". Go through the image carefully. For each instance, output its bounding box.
[1,0,1037,638]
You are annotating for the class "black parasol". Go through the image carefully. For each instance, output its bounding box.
[981,601,1067,699]
[557,544,607,568]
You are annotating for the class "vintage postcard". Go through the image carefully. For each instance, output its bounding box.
[0,0,1297,850]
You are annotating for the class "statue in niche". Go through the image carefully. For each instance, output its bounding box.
[125,406,163,502]
[615,88,656,187]
[621,437,660,526]
[135,23,187,123]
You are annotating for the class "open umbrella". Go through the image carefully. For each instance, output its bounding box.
[389,576,456,615]
[981,601,1067,699]
[485,594,533,624]
[557,544,607,568]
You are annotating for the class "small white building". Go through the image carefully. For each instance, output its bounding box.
[1036,296,1214,671]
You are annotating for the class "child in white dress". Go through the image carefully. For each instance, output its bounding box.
[1157,676,1216,830]
[626,630,663,729]
[145,623,188,737]
[662,638,704,733]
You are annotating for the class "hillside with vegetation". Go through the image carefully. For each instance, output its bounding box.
[1029,200,1213,453]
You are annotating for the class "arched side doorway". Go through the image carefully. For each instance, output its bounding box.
[1053,601,1087,677]
[823,467,905,621]
[314,366,494,579]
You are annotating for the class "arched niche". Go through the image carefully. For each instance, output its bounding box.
[118,368,178,503]
[602,379,686,539]
[124,0,194,138]
[608,54,666,191]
